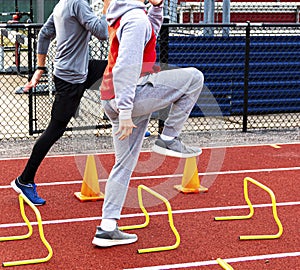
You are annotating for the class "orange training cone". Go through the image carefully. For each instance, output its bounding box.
[74,155,104,202]
[174,156,208,194]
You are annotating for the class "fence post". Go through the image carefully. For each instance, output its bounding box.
[222,0,230,36]
[0,46,4,71]
[36,0,44,23]
[27,25,34,135]
[243,21,250,132]
[203,0,215,36]
[158,18,169,134]
[159,17,169,70]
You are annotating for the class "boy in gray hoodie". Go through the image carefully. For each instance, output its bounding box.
[92,0,204,247]
[11,0,110,205]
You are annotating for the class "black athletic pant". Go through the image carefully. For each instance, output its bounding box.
[20,60,107,184]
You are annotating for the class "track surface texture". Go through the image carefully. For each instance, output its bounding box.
[0,143,299,269]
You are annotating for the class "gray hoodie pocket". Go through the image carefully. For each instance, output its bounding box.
[137,74,156,87]
[102,99,119,120]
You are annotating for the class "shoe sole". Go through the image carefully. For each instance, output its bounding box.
[11,180,45,206]
[152,144,202,158]
[92,236,137,247]
[11,180,22,194]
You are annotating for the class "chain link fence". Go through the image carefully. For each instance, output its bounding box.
[0,21,299,143]
[0,25,34,140]
[158,22,300,133]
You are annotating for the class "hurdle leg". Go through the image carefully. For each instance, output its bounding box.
[0,195,33,242]
[216,258,234,270]
[214,177,283,240]
[214,177,254,221]
[239,177,283,240]
[119,185,150,231]
[120,185,180,253]
[1,194,53,267]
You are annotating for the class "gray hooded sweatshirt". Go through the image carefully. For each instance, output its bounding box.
[37,0,108,84]
[105,0,163,119]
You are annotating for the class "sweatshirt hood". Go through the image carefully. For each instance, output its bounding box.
[106,0,146,26]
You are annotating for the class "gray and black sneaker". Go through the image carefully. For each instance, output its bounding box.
[92,226,138,247]
[152,136,202,158]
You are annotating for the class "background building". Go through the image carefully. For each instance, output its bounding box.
[0,0,59,23]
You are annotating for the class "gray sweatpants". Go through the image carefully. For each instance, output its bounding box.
[101,67,204,220]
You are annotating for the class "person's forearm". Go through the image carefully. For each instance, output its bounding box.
[36,54,47,67]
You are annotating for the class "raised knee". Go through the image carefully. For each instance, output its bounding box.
[188,67,204,88]
[193,68,204,83]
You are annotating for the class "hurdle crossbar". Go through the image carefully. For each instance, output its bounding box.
[119,184,180,253]
[214,177,283,240]
[0,194,53,267]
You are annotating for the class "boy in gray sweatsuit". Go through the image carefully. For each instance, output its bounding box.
[92,0,204,247]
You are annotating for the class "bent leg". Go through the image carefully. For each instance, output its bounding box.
[20,77,86,183]
[132,67,204,137]
[85,60,107,90]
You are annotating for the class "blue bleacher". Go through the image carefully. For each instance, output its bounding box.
[158,35,300,117]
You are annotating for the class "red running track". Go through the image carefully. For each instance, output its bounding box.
[0,143,299,269]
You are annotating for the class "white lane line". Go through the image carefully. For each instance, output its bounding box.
[123,251,300,270]
[1,201,299,228]
[1,166,300,189]
[0,141,299,161]
[0,152,114,161]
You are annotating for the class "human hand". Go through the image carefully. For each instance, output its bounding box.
[115,118,137,140]
[23,70,44,92]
